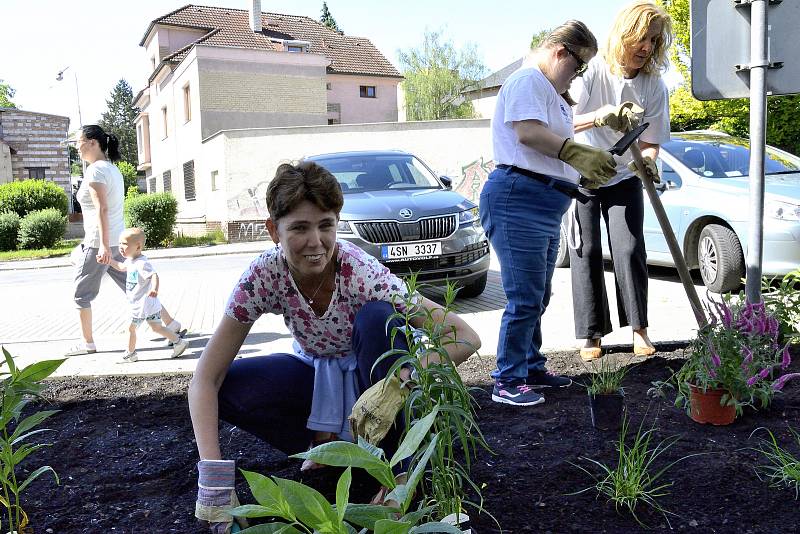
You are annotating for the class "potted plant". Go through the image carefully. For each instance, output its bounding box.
[675,297,800,425]
[584,358,631,431]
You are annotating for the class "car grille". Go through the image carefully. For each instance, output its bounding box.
[354,214,457,244]
[384,241,489,279]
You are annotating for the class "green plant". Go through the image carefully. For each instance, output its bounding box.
[0,347,65,534]
[0,180,68,218]
[17,208,66,250]
[124,192,177,247]
[379,276,490,522]
[0,212,20,252]
[674,296,800,416]
[583,357,632,396]
[570,414,701,528]
[126,185,141,200]
[749,426,800,499]
[232,407,464,533]
[760,271,800,343]
[168,229,226,248]
[117,161,139,192]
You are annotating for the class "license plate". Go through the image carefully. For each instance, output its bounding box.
[382,242,442,260]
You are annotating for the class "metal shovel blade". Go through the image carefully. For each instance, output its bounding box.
[608,122,649,156]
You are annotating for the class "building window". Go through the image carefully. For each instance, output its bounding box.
[136,124,143,155]
[287,45,304,53]
[359,85,376,98]
[183,160,196,201]
[327,119,341,125]
[26,167,47,179]
[163,170,172,192]
[211,170,218,191]
[183,84,191,123]
[326,82,332,90]
[151,56,156,70]
[148,176,156,193]
[161,106,168,138]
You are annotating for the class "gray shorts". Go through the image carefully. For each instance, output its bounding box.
[71,243,126,309]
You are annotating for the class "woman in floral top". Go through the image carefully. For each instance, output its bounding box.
[188,161,480,532]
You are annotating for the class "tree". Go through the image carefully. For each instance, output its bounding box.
[68,146,83,177]
[0,80,17,108]
[98,79,139,168]
[398,30,487,121]
[319,2,341,33]
[530,28,552,50]
[660,0,800,154]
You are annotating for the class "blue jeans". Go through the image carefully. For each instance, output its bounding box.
[480,167,572,383]
[217,301,408,455]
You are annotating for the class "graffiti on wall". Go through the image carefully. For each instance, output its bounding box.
[452,157,495,203]
[236,221,270,241]
[228,181,270,219]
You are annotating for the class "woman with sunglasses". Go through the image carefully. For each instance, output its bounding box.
[568,1,673,361]
[479,20,617,407]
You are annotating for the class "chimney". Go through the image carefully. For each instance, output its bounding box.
[250,0,262,33]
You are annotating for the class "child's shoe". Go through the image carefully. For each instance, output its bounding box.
[123,351,138,363]
[171,338,189,358]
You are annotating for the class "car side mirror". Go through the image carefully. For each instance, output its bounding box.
[439,175,453,189]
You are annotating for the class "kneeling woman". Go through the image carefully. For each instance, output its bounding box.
[188,161,480,532]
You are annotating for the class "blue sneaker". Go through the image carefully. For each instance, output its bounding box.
[527,370,572,389]
[491,380,545,406]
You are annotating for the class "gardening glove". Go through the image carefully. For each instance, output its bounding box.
[627,156,661,184]
[558,139,617,188]
[196,460,247,534]
[349,374,410,445]
[593,101,643,132]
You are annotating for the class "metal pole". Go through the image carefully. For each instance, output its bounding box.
[745,0,768,303]
[74,72,83,127]
[629,141,708,328]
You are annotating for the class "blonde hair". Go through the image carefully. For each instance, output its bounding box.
[121,227,146,247]
[534,20,598,106]
[605,1,673,77]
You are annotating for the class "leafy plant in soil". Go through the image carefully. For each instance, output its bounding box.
[582,357,632,395]
[758,270,800,344]
[749,426,800,499]
[570,412,702,528]
[0,347,64,534]
[232,407,465,532]
[379,276,492,524]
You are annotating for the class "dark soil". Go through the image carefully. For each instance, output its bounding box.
[24,346,800,533]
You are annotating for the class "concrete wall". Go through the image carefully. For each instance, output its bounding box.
[326,74,400,124]
[201,119,494,240]
[465,88,500,119]
[0,143,12,183]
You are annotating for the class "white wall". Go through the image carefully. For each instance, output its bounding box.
[326,74,400,124]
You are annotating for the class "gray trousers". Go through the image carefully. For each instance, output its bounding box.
[569,177,649,339]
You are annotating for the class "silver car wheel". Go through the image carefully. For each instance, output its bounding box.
[699,234,718,284]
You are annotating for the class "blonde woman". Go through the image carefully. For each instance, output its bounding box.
[569,1,673,361]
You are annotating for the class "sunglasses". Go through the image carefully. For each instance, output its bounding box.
[563,45,588,76]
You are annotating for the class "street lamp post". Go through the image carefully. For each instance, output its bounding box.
[56,66,83,126]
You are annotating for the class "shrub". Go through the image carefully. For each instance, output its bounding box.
[17,208,67,249]
[124,192,177,247]
[117,161,140,192]
[0,212,20,251]
[0,180,68,218]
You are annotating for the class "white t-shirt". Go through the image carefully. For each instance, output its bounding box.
[76,160,125,248]
[492,66,579,184]
[124,255,162,319]
[571,56,671,187]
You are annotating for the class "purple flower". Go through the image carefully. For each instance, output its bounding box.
[772,373,800,391]
[741,346,753,367]
[758,367,771,379]
[708,369,717,379]
[709,341,721,368]
[747,375,760,387]
[781,344,791,370]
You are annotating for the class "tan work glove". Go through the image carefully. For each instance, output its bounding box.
[558,139,617,188]
[349,374,410,445]
[593,101,644,132]
[627,156,661,184]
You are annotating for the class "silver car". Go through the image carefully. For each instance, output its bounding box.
[305,150,491,298]
[557,131,800,293]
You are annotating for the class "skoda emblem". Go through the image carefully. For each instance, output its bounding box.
[399,208,413,219]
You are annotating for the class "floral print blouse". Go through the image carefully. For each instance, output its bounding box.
[225,240,410,358]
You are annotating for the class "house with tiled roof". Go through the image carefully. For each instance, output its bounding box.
[133,1,402,216]
[461,58,523,118]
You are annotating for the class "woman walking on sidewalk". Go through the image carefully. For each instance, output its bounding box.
[480,20,617,407]
[568,1,673,361]
[65,125,181,357]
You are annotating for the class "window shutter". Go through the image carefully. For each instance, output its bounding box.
[183,160,196,201]
[148,176,156,192]
[163,170,172,192]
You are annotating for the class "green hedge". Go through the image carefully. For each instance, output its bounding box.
[124,192,177,247]
[0,212,21,251]
[0,180,68,218]
[17,208,67,249]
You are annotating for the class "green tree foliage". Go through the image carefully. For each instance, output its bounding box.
[530,28,552,50]
[17,208,67,249]
[319,2,341,33]
[0,180,68,218]
[660,0,800,154]
[0,80,16,108]
[124,192,178,247]
[99,79,138,167]
[69,145,83,177]
[117,161,139,192]
[399,30,487,121]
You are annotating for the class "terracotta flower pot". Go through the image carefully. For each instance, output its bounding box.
[589,391,625,431]
[688,384,736,425]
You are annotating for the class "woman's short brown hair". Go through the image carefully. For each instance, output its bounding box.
[535,20,598,105]
[266,161,344,221]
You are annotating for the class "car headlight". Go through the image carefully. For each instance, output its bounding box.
[337,220,353,234]
[766,200,800,221]
[458,207,480,225]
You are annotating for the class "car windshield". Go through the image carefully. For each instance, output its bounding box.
[664,136,800,178]
[309,154,442,193]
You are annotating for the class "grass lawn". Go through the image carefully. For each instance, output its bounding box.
[0,239,81,261]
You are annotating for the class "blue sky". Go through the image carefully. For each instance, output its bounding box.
[3,0,649,129]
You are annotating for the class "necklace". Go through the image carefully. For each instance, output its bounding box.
[296,261,330,305]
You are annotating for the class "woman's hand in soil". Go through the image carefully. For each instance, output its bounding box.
[195,459,247,533]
